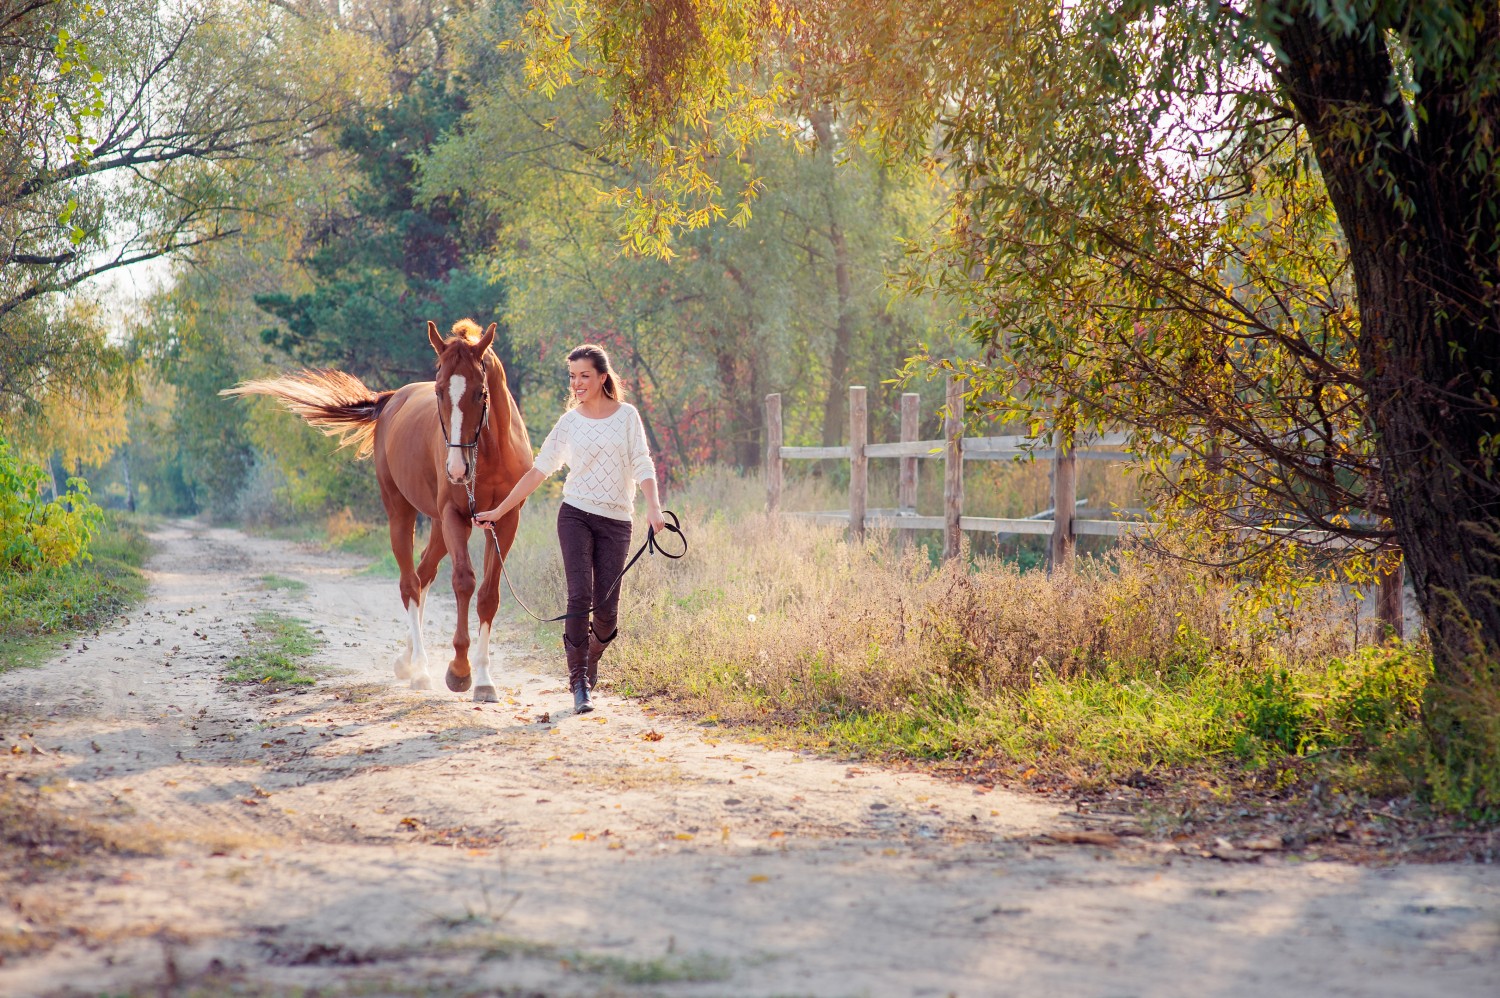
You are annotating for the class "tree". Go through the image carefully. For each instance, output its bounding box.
[255,71,522,392]
[1,0,381,421]
[515,0,1500,814]
[418,0,958,473]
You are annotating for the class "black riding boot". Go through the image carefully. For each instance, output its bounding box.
[565,634,592,713]
[585,626,617,692]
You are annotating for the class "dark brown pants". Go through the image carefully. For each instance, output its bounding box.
[557,502,633,661]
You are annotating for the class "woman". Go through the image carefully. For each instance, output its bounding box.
[475,344,666,713]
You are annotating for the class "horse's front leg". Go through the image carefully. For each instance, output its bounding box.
[439,505,476,693]
[470,510,519,703]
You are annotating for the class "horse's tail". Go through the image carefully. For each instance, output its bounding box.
[220,370,398,459]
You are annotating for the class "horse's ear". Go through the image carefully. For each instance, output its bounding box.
[427,321,443,354]
[478,323,497,354]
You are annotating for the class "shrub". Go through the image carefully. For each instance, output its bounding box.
[0,438,103,572]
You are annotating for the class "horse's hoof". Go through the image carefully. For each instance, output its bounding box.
[409,675,434,691]
[391,653,414,681]
[472,685,498,703]
[445,668,472,693]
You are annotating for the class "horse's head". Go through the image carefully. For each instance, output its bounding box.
[429,319,497,485]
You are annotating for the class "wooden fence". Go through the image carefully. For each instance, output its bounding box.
[764,378,1142,571]
[763,379,1407,633]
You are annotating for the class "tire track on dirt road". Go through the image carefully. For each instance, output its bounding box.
[2,520,1498,997]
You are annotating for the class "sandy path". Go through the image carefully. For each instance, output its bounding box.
[1,520,1498,997]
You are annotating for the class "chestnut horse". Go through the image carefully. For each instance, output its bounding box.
[223,319,533,701]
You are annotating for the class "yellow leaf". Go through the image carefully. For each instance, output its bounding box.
[570,832,587,841]
[675,832,695,840]
[748,875,769,883]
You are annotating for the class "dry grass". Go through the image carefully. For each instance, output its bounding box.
[495,468,1428,796]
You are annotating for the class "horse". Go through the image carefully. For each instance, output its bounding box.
[222,319,533,702]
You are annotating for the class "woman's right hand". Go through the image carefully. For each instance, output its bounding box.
[473,505,504,526]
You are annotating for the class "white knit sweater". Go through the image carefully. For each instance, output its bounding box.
[533,403,657,521]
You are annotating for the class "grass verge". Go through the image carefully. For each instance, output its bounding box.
[259,573,308,594]
[223,611,323,689]
[0,511,151,674]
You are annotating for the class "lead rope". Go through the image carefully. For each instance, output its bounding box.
[479,507,686,623]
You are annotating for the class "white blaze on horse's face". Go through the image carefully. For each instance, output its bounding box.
[445,373,468,482]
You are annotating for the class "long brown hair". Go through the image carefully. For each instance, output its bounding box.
[567,344,625,407]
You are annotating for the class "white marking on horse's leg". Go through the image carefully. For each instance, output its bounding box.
[391,592,415,680]
[445,373,467,481]
[405,596,434,690]
[472,623,498,702]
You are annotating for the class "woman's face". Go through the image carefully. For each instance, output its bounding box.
[568,359,605,405]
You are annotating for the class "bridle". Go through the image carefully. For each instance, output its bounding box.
[436,370,490,490]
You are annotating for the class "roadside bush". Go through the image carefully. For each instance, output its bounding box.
[0,437,103,571]
[0,510,149,671]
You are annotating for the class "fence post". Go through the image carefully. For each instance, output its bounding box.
[765,393,782,515]
[898,392,919,513]
[943,376,964,561]
[849,385,867,541]
[1377,553,1405,640]
[1048,433,1076,573]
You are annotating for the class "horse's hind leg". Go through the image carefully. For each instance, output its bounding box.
[469,510,517,703]
[388,504,438,690]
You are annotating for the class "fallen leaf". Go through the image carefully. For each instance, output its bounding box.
[674,832,695,841]
[570,832,588,841]
[642,730,664,742]
[748,875,769,883]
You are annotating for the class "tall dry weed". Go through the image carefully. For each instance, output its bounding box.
[495,468,1358,728]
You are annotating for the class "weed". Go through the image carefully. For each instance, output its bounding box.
[223,612,323,688]
[259,574,307,594]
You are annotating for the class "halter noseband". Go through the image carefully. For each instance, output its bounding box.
[437,375,491,487]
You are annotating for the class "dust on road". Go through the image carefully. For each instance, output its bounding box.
[2,520,1498,997]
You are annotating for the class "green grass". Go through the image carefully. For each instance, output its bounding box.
[801,646,1430,787]
[222,611,323,688]
[474,934,732,984]
[259,574,308,594]
[0,511,150,674]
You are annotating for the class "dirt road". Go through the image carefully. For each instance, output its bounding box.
[2,520,1498,997]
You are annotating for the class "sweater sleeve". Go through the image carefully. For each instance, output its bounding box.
[533,413,571,478]
[628,406,657,483]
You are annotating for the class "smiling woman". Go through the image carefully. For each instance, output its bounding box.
[475,342,667,714]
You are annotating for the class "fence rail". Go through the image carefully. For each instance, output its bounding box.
[763,379,1406,633]
[764,379,1145,571]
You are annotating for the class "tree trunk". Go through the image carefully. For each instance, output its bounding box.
[811,105,854,449]
[1275,9,1500,814]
